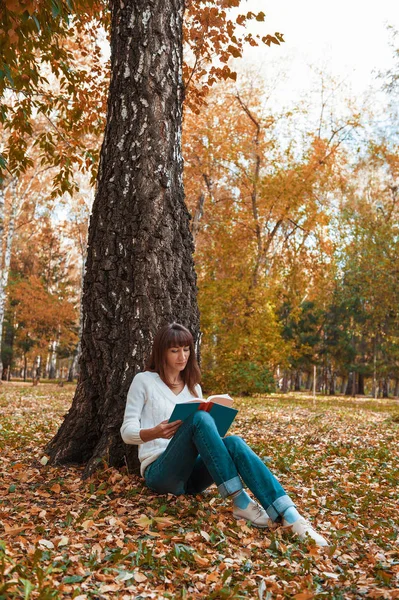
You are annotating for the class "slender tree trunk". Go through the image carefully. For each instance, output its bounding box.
[304,371,311,390]
[49,341,57,379]
[393,378,399,398]
[46,0,199,478]
[372,335,378,399]
[289,370,296,391]
[357,372,365,395]
[0,182,17,379]
[294,371,301,391]
[382,378,389,398]
[345,372,354,396]
[329,371,336,395]
[282,370,289,392]
[191,191,205,245]
[68,353,78,382]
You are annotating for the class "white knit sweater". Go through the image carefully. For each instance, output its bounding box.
[120,371,202,476]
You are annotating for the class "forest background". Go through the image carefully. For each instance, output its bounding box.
[1,0,399,400]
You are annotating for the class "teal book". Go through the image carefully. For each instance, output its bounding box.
[168,394,238,438]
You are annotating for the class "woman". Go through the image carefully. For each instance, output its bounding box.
[121,323,328,546]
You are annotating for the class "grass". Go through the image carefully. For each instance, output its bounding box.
[0,383,398,599]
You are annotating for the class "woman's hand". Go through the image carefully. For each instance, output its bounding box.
[140,420,182,442]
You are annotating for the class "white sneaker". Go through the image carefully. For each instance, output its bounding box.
[233,501,271,528]
[285,517,329,546]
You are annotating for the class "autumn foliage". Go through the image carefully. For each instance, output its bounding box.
[0,4,399,395]
[1,385,398,597]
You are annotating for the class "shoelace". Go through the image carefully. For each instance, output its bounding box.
[253,502,267,519]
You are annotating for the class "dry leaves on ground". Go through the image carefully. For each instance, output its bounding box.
[0,384,398,599]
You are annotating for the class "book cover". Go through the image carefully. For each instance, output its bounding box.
[168,395,238,437]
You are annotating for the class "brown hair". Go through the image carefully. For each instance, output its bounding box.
[145,323,201,395]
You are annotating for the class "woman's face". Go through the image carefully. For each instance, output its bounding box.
[165,345,190,373]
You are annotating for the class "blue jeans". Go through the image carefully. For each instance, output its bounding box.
[144,410,294,521]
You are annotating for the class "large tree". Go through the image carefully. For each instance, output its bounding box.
[45,0,200,477]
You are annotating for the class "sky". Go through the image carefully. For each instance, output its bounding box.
[232,0,399,107]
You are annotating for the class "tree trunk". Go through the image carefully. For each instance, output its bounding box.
[329,372,336,396]
[68,353,78,382]
[281,370,289,393]
[294,371,301,392]
[357,372,365,396]
[45,0,199,478]
[345,372,355,396]
[290,370,295,391]
[191,191,205,245]
[382,378,389,398]
[49,341,57,379]
[304,371,311,390]
[0,181,17,380]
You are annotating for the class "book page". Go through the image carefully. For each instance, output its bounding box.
[207,394,233,407]
[177,394,233,407]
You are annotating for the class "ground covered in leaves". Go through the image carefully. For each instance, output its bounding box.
[0,383,398,599]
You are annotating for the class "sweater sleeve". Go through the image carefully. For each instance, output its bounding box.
[195,383,203,398]
[120,373,147,445]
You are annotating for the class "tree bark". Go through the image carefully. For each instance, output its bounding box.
[281,370,289,393]
[329,370,336,395]
[0,180,17,380]
[294,371,301,391]
[45,0,199,478]
[382,378,389,398]
[191,191,205,245]
[345,372,355,396]
[304,370,311,390]
[357,372,365,396]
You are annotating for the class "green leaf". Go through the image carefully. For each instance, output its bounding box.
[20,578,34,600]
[63,575,84,584]
[3,64,14,86]
[51,0,61,18]
[32,15,41,33]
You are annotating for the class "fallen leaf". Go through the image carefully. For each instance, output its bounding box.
[194,554,210,566]
[293,592,314,600]
[200,530,210,542]
[3,523,34,535]
[39,539,54,549]
[134,515,153,528]
[58,536,69,547]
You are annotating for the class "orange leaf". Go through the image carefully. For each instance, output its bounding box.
[294,592,314,600]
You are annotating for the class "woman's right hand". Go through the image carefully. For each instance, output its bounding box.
[140,419,182,442]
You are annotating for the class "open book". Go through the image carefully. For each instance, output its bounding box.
[168,394,238,437]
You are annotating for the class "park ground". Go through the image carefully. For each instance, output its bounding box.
[0,383,398,599]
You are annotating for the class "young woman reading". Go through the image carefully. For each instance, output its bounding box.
[120,323,328,546]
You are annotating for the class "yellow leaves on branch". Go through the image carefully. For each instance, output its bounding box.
[183,1,284,110]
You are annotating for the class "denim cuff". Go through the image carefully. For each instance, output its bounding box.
[217,476,243,498]
[266,494,295,522]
